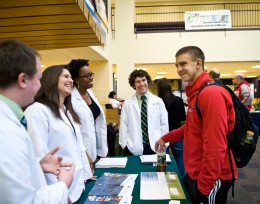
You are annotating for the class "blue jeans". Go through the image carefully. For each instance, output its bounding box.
[169,141,185,178]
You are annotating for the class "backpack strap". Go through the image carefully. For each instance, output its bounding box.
[196,81,236,197]
[196,81,217,119]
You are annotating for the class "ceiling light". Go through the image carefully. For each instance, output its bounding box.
[233,70,247,73]
[246,75,257,78]
[155,75,163,79]
[221,74,232,76]
[156,72,167,75]
[251,65,260,68]
[41,65,46,68]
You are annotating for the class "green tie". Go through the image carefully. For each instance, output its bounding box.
[20,116,27,130]
[141,95,149,144]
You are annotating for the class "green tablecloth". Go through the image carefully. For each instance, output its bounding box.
[75,156,191,204]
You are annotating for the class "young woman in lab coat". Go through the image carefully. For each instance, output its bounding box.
[25,65,93,203]
[68,59,108,167]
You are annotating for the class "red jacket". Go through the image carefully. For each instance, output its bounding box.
[234,80,252,111]
[162,72,238,195]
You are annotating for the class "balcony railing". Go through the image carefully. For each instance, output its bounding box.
[111,2,260,34]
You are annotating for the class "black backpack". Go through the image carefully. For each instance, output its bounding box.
[196,81,258,196]
[197,81,258,167]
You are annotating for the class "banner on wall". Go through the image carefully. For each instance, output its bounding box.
[185,10,231,30]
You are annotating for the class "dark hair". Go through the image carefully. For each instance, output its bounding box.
[0,40,39,88]
[175,46,205,70]
[209,70,220,80]
[35,65,80,124]
[128,69,152,89]
[67,59,89,87]
[108,91,116,98]
[157,78,174,110]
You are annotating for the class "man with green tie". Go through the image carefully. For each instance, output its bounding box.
[119,69,169,155]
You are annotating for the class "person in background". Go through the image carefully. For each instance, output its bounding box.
[155,46,237,204]
[119,69,169,155]
[25,65,93,203]
[208,68,223,85]
[0,39,74,204]
[157,78,186,178]
[232,73,253,111]
[108,91,122,109]
[68,59,108,166]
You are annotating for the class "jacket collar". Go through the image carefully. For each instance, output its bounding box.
[186,71,213,100]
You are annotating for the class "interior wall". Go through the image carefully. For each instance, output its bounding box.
[89,61,110,111]
[108,0,260,100]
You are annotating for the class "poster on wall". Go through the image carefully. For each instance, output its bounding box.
[185,10,231,30]
[94,0,108,28]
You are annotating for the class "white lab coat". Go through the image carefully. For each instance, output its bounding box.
[71,88,108,161]
[25,102,92,203]
[119,92,169,155]
[109,98,121,109]
[0,101,68,204]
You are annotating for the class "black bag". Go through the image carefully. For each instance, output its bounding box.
[107,124,118,157]
[196,81,258,168]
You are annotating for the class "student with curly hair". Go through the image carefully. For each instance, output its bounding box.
[119,69,168,155]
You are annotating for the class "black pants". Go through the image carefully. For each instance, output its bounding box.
[183,174,233,204]
[123,144,155,156]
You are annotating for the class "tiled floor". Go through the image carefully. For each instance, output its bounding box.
[227,140,260,204]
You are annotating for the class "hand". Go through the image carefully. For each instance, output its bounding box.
[85,175,98,183]
[154,139,165,152]
[57,163,75,188]
[40,146,63,175]
[86,151,94,172]
[68,197,72,204]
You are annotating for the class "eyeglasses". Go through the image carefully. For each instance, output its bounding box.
[78,72,94,79]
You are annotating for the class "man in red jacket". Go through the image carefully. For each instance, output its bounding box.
[232,74,253,111]
[155,46,237,204]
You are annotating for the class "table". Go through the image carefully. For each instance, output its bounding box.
[75,156,191,204]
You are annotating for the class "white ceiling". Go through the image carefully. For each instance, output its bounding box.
[39,47,106,68]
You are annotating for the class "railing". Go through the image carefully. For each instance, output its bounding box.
[111,2,260,34]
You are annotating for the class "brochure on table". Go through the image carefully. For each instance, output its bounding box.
[139,154,171,164]
[84,195,132,204]
[87,173,138,204]
[95,157,128,168]
[140,172,186,200]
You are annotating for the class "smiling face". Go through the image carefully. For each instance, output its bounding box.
[175,53,203,84]
[134,76,148,95]
[57,69,73,98]
[77,65,94,90]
